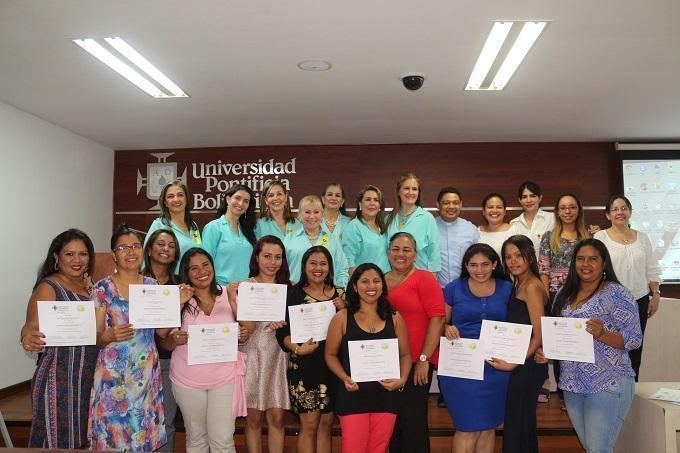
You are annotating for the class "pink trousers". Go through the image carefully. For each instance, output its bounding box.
[339,412,398,453]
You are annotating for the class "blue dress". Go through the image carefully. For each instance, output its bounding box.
[439,278,512,431]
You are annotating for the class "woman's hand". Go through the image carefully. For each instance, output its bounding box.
[486,357,517,372]
[586,318,606,341]
[343,376,359,392]
[295,338,319,356]
[226,282,240,304]
[588,224,601,235]
[179,284,194,305]
[413,361,430,386]
[21,329,45,353]
[332,297,346,310]
[267,320,287,330]
[534,348,548,364]
[648,293,660,318]
[238,325,251,344]
[444,324,460,340]
[380,378,406,392]
[104,323,134,343]
[170,329,188,346]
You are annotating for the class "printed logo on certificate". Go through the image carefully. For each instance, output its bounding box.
[541,316,595,363]
[479,320,532,364]
[236,282,287,321]
[37,300,96,346]
[288,300,336,343]
[128,284,181,328]
[187,322,239,365]
[347,338,400,382]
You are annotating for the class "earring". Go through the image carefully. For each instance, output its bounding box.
[54,261,59,271]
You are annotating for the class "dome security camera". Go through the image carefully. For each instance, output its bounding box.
[400,73,426,91]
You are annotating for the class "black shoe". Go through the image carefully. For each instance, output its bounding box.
[437,394,446,408]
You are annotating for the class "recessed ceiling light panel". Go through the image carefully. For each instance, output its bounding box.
[73,37,188,98]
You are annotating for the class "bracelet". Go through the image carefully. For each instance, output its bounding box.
[293,345,300,355]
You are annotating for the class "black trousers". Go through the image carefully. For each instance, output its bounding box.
[389,363,434,453]
[502,360,548,453]
[628,295,650,381]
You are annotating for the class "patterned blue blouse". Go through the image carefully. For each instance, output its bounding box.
[558,282,642,394]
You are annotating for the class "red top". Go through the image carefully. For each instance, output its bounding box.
[387,269,445,365]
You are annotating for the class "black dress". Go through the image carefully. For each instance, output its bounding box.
[335,312,402,416]
[275,286,343,414]
[502,296,548,453]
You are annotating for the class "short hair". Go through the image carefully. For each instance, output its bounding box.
[248,235,291,285]
[605,194,632,212]
[298,194,323,212]
[517,181,542,199]
[437,186,462,203]
[388,231,417,249]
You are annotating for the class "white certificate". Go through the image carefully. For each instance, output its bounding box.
[648,388,680,404]
[187,322,239,365]
[236,282,287,321]
[541,316,595,363]
[37,300,96,346]
[437,337,485,380]
[347,338,400,382]
[288,301,335,343]
[128,285,181,328]
[479,320,532,364]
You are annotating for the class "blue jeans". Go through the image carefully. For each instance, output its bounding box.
[563,376,634,453]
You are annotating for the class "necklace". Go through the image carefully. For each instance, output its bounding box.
[397,208,416,228]
[323,213,339,229]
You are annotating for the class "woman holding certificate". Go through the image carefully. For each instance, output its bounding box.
[536,239,642,453]
[88,224,167,451]
[341,185,390,275]
[593,195,662,380]
[230,235,292,453]
[276,246,345,453]
[501,235,548,453]
[385,232,445,453]
[202,184,258,285]
[145,180,202,271]
[325,263,411,453]
[20,229,99,449]
[440,243,513,453]
[163,247,251,453]
[255,180,301,240]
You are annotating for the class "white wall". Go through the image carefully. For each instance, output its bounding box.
[0,102,113,388]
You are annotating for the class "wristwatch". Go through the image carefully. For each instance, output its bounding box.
[418,354,428,362]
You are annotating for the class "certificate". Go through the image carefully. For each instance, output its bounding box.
[128,285,181,328]
[541,316,595,363]
[648,388,680,404]
[479,320,532,364]
[236,282,287,321]
[37,300,96,346]
[347,338,400,382]
[437,337,485,380]
[288,301,335,343]
[187,322,239,365]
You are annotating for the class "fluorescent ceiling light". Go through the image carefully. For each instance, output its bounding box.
[466,22,512,90]
[465,21,547,91]
[73,38,188,98]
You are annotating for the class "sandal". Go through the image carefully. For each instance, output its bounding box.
[537,388,550,403]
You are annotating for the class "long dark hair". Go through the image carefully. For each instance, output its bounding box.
[216,184,257,245]
[34,229,95,289]
[501,235,540,281]
[259,180,296,224]
[321,182,349,217]
[552,239,620,316]
[178,247,223,317]
[248,235,291,285]
[295,246,335,289]
[460,243,510,282]
[158,180,198,232]
[355,185,386,234]
[143,229,179,284]
[345,263,394,320]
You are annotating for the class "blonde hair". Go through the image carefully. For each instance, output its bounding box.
[549,194,590,253]
[298,195,323,212]
[259,180,295,224]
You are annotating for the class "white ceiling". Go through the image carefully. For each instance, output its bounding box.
[1,0,679,150]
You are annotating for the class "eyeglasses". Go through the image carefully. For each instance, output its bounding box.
[610,206,630,213]
[114,243,143,253]
[558,205,578,212]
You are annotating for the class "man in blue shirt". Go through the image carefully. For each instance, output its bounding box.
[436,187,480,287]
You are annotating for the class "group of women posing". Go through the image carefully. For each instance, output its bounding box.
[20,174,660,453]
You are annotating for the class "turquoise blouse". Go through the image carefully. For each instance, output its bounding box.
[386,206,441,272]
[145,217,202,273]
[283,224,349,288]
[323,213,352,241]
[341,218,390,274]
[201,216,254,285]
[255,217,302,241]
